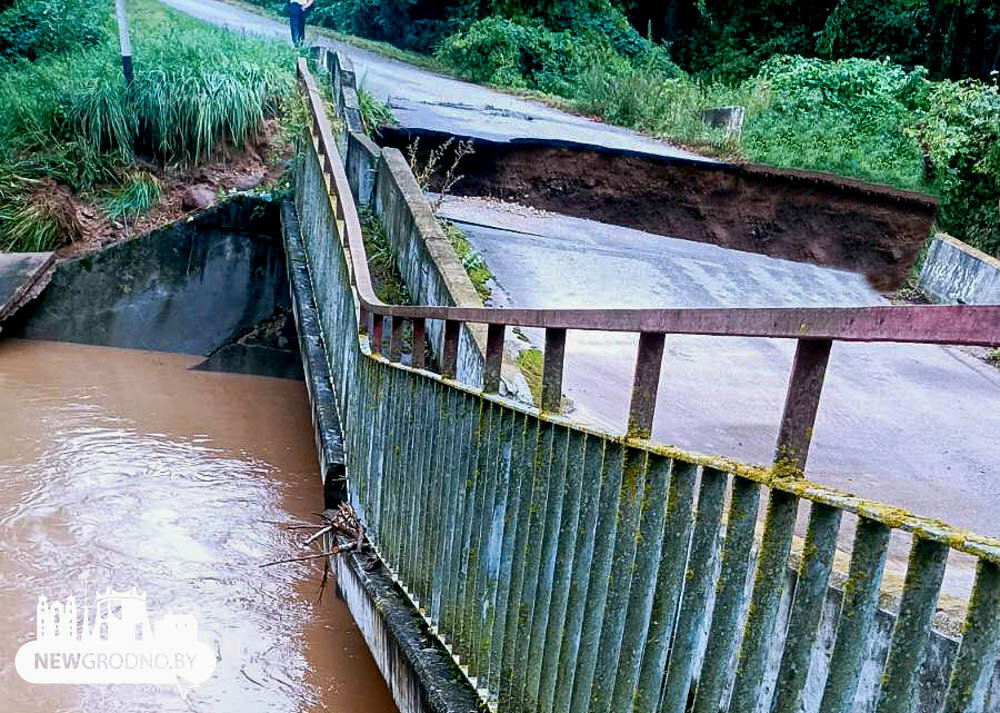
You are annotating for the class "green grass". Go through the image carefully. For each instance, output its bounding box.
[103,170,162,222]
[360,207,411,304]
[357,87,396,137]
[440,220,491,301]
[0,0,295,251]
[515,348,543,408]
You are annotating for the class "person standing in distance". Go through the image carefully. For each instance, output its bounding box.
[288,0,314,46]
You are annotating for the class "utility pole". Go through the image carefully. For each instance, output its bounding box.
[114,0,133,85]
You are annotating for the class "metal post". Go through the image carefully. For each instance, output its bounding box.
[389,316,404,363]
[411,318,426,369]
[541,327,566,412]
[442,320,460,378]
[114,0,133,85]
[626,332,665,439]
[774,338,832,472]
[370,313,384,355]
[483,323,504,394]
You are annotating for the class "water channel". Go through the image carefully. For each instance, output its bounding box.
[0,197,399,712]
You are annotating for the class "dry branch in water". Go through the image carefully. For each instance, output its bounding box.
[260,503,370,601]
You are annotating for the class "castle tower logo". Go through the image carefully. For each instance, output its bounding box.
[15,584,216,685]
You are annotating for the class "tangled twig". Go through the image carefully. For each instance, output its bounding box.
[260,503,369,602]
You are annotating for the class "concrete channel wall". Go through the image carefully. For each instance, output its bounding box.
[918,233,1000,304]
[321,48,529,402]
[292,57,1000,713]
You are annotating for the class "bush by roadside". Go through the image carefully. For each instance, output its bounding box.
[0,0,104,63]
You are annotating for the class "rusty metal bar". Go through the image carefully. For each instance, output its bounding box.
[484,323,504,394]
[541,327,567,412]
[358,304,369,336]
[775,338,832,470]
[370,312,384,355]
[627,332,665,440]
[411,317,426,369]
[389,315,404,362]
[442,319,460,378]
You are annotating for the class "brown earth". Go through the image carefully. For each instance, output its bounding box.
[386,132,938,291]
[58,119,294,261]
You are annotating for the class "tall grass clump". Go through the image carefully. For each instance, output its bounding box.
[104,170,162,222]
[0,0,295,251]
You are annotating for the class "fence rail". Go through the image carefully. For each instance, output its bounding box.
[293,57,1000,713]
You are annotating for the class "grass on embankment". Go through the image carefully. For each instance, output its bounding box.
[0,0,297,252]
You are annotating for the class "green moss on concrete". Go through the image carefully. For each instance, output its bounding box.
[516,348,543,408]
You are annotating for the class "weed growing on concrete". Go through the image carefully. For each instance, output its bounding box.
[357,87,396,138]
[987,349,1000,369]
[359,207,411,305]
[515,347,543,408]
[440,220,491,301]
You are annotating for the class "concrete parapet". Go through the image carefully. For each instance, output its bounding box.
[918,232,1000,304]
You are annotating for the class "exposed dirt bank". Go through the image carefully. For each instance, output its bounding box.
[385,130,938,291]
[57,119,293,261]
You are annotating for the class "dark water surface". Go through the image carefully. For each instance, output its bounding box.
[0,338,397,713]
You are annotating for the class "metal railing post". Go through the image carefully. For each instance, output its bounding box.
[370,312,384,355]
[442,319,460,378]
[541,327,566,412]
[774,338,832,472]
[411,317,426,369]
[389,315,404,362]
[484,323,505,394]
[627,332,665,439]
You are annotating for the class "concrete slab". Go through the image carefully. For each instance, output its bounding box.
[157,0,712,161]
[0,252,54,325]
[439,197,1000,542]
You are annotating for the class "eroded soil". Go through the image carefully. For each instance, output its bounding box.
[389,132,938,291]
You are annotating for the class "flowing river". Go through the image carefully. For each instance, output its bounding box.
[0,338,398,713]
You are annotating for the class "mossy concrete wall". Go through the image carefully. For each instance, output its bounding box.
[319,47,530,401]
[918,233,1000,304]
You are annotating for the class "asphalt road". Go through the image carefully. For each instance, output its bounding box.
[158,0,711,160]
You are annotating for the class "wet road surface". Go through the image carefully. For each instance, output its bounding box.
[157,0,710,160]
[0,339,397,713]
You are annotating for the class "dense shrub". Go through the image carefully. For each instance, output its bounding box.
[742,56,929,190]
[910,80,1000,255]
[0,0,104,62]
[436,17,579,92]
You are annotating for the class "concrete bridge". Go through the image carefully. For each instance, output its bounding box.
[286,56,1000,713]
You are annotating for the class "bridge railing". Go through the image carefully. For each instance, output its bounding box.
[293,58,1000,713]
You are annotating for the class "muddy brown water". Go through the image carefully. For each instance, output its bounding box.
[0,338,397,713]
